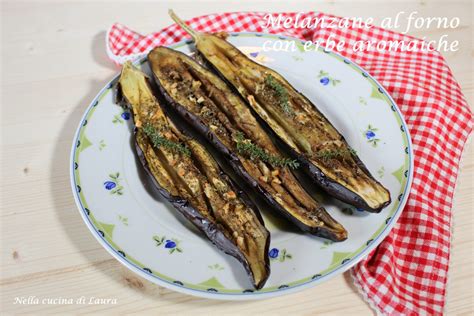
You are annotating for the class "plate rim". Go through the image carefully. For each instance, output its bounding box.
[69,31,414,300]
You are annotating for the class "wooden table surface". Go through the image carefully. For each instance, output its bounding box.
[1,1,472,314]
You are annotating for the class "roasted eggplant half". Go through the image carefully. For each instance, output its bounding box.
[117,62,270,289]
[148,47,347,241]
[169,10,391,213]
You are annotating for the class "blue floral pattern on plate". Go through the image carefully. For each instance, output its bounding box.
[121,112,131,120]
[269,248,279,258]
[104,172,124,195]
[318,70,341,86]
[269,248,292,262]
[364,124,381,147]
[153,235,183,254]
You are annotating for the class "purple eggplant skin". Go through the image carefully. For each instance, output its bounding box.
[201,52,390,213]
[147,47,347,242]
[287,142,391,213]
[134,140,270,290]
[160,98,337,238]
[194,46,388,213]
[116,62,270,290]
[165,10,391,213]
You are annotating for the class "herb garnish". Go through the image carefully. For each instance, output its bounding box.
[143,123,191,157]
[235,132,299,169]
[264,74,293,116]
[315,148,356,163]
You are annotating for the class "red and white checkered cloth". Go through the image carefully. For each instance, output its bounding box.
[106,12,473,315]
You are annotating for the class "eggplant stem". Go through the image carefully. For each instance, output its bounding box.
[168,9,200,40]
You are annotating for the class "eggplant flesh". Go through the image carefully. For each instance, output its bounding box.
[117,62,270,289]
[168,11,391,213]
[148,47,347,241]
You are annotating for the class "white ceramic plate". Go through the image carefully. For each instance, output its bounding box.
[70,33,413,300]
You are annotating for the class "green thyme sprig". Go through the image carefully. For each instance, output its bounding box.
[235,132,299,169]
[264,74,293,116]
[143,123,191,157]
[315,148,356,163]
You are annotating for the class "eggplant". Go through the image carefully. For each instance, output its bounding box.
[168,10,391,213]
[148,47,347,241]
[117,62,270,289]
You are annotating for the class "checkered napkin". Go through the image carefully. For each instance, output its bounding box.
[106,11,473,315]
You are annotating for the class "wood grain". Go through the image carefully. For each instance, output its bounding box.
[1,1,472,314]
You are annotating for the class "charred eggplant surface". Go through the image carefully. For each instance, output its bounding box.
[148,47,347,241]
[169,10,391,213]
[117,62,270,289]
